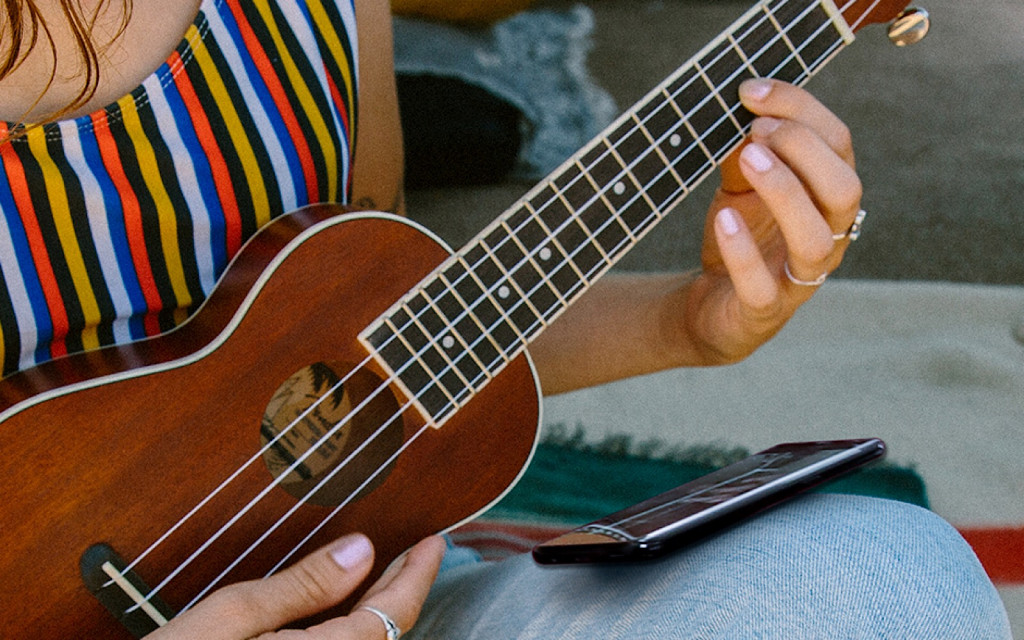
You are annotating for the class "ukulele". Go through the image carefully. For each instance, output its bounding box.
[0,1,926,636]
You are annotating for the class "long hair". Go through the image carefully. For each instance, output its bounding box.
[0,0,132,137]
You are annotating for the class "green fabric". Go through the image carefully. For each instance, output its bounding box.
[487,439,930,525]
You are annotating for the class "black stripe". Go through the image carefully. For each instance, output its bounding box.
[135,94,208,310]
[197,24,284,237]
[105,98,181,330]
[45,131,119,347]
[13,130,86,354]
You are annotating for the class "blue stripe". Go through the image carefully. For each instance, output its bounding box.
[0,156,55,362]
[214,1,307,207]
[75,130,149,339]
[160,66,230,277]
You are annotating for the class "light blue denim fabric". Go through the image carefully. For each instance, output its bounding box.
[408,494,1011,639]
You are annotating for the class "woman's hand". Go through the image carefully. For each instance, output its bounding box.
[680,78,863,364]
[145,534,446,639]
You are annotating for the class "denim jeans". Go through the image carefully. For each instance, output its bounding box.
[406,494,1011,639]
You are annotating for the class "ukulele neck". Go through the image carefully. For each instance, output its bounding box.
[361,0,855,426]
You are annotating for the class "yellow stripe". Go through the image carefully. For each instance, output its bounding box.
[190,31,273,227]
[26,128,102,350]
[305,0,356,111]
[252,0,339,201]
[117,94,193,310]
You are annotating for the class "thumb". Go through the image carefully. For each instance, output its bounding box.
[151,533,375,639]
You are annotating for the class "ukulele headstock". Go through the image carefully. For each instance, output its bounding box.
[842,1,931,45]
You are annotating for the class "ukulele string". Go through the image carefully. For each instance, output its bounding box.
[122,0,869,614]
[181,405,436,612]
[123,357,420,607]
[382,0,848,385]
[252,0,871,605]
[177,0,856,601]
[116,350,380,578]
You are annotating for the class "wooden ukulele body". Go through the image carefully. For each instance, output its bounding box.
[0,206,541,638]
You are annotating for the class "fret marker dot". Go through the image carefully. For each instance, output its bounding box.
[539,247,553,261]
[498,285,511,299]
[442,335,456,349]
[670,133,682,147]
[613,181,627,195]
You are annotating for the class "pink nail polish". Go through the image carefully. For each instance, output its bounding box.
[742,78,772,101]
[741,143,773,173]
[717,208,741,236]
[330,534,373,570]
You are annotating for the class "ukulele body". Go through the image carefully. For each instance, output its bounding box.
[0,205,541,638]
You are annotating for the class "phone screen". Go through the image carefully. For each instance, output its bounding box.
[533,439,885,564]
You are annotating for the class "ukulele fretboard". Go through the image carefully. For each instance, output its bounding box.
[362,0,855,425]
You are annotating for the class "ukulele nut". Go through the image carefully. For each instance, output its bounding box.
[887,7,930,47]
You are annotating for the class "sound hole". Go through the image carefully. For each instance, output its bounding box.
[260,361,403,507]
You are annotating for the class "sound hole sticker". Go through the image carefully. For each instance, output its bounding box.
[261,362,403,506]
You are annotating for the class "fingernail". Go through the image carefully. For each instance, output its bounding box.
[330,534,373,571]
[740,143,773,173]
[717,207,741,236]
[741,78,772,101]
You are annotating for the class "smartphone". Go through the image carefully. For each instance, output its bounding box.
[532,438,886,565]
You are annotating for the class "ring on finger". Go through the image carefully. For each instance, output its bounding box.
[784,261,827,287]
[360,606,402,640]
[832,209,866,241]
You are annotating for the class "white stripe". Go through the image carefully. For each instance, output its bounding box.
[276,0,353,194]
[0,210,42,371]
[58,120,136,345]
[141,76,219,295]
[205,6,301,211]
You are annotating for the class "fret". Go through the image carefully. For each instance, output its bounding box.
[496,216,564,321]
[419,268,491,385]
[766,0,814,77]
[435,265,507,375]
[387,310,474,406]
[774,1,846,72]
[366,313,455,422]
[528,188,593,291]
[504,207,572,305]
[699,40,753,131]
[737,7,806,84]
[576,142,634,258]
[688,64,745,162]
[629,118,687,211]
[480,226,550,331]
[460,245,531,351]
[603,121,660,235]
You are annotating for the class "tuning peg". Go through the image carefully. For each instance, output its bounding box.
[888,7,931,46]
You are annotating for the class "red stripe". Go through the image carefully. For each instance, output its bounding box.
[224,0,320,204]
[959,526,1024,584]
[0,127,71,356]
[170,53,244,257]
[90,111,163,336]
[323,70,351,201]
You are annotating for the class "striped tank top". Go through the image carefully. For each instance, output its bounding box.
[0,0,359,377]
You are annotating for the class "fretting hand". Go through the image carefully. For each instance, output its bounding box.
[677,78,863,365]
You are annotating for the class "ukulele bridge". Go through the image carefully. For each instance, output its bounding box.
[81,543,175,638]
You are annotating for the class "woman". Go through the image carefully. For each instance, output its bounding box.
[0,0,1009,637]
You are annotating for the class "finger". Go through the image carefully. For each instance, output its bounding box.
[325,536,446,639]
[153,534,375,640]
[749,116,863,234]
[713,207,782,312]
[739,79,854,167]
[736,141,835,281]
